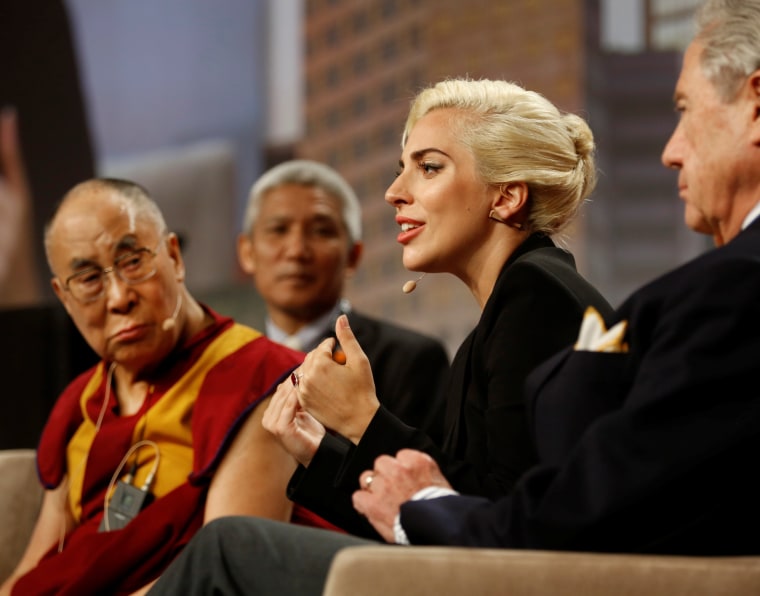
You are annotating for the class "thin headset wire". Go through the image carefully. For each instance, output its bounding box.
[57,361,117,552]
[55,359,163,550]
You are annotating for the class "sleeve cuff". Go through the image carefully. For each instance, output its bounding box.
[393,485,459,544]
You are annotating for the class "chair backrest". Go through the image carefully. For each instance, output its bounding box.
[0,449,43,583]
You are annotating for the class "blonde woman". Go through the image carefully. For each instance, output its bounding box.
[266,77,614,536]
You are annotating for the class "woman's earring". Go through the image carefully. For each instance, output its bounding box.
[488,209,524,230]
[488,209,506,224]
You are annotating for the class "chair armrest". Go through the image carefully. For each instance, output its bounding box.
[0,449,43,583]
[323,545,760,596]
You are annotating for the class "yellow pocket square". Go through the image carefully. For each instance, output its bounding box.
[574,306,629,353]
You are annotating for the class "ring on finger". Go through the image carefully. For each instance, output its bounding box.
[290,372,304,387]
[364,474,374,489]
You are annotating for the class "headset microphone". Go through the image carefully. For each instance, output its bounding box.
[402,273,426,294]
[162,293,183,331]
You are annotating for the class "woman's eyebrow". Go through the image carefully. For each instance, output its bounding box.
[409,147,450,161]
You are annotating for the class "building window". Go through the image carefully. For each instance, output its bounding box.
[326,108,341,129]
[353,10,369,33]
[382,38,398,61]
[409,25,421,50]
[354,52,369,76]
[354,136,369,159]
[381,0,397,19]
[381,81,396,105]
[353,95,368,117]
[382,124,399,149]
[326,64,340,87]
[325,24,340,48]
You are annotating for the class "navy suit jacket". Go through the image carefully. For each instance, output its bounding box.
[289,234,614,537]
[402,219,760,555]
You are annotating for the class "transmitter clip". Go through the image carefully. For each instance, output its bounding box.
[98,479,152,532]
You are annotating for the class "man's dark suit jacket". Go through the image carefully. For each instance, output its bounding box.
[289,234,614,537]
[401,218,760,556]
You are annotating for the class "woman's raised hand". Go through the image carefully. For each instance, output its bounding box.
[297,314,380,444]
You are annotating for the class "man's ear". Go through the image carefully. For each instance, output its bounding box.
[166,232,186,282]
[237,233,256,275]
[345,241,363,277]
[489,182,529,225]
[51,277,72,316]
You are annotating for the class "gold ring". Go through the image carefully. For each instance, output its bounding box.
[364,474,374,489]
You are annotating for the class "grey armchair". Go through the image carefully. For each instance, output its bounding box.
[0,449,43,583]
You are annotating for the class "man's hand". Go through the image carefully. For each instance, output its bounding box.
[262,376,326,467]
[297,315,380,444]
[352,449,452,543]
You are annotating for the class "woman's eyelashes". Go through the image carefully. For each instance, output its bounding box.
[419,161,442,175]
[394,160,443,179]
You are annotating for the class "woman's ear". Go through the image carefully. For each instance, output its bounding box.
[489,182,529,229]
[749,70,760,145]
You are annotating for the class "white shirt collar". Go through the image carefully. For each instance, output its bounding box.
[741,200,760,230]
[266,299,350,352]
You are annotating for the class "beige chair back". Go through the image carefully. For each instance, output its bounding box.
[0,449,43,583]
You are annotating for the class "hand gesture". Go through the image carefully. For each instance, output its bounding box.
[262,376,326,467]
[297,314,380,444]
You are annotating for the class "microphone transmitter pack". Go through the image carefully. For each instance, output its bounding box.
[98,479,153,532]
